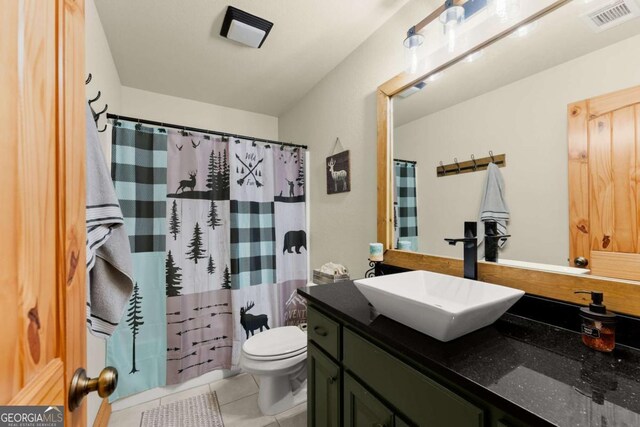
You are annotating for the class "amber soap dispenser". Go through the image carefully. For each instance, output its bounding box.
[575,291,616,352]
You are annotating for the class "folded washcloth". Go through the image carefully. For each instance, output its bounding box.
[86,103,134,338]
[479,163,510,248]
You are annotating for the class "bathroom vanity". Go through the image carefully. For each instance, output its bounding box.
[299,282,640,427]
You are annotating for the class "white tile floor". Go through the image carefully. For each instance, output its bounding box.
[108,373,306,427]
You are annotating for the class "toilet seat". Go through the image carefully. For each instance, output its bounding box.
[242,326,306,361]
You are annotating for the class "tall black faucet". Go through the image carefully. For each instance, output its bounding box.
[444,222,478,280]
[484,221,510,263]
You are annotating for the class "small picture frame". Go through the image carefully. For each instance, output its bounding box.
[326,150,350,194]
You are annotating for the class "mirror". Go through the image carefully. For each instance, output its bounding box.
[392,0,640,280]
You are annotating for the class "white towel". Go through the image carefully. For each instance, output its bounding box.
[479,163,509,248]
[86,103,134,338]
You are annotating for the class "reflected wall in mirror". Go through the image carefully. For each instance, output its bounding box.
[392,0,640,280]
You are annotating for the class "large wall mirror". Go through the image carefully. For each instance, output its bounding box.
[391,0,640,281]
[393,1,640,276]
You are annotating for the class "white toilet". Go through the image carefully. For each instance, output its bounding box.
[240,326,307,415]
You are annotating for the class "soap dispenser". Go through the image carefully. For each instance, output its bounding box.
[574,291,616,352]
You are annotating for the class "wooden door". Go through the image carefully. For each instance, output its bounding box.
[0,0,86,425]
[569,85,640,281]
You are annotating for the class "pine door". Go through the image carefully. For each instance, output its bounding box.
[0,0,86,425]
[569,85,640,281]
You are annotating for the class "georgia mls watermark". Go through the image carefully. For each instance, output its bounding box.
[0,406,63,427]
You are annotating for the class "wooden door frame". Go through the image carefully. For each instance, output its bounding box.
[376,0,640,317]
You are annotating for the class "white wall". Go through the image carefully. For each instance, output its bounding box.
[119,87,278,139]
[395,34,640,266]
[278,1,425,278]
[85,0,122,424]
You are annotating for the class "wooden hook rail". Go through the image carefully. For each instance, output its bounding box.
[436,152,506,177]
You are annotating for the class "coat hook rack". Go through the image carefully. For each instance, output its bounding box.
[88,90,101,106]
[436,152,506,177]
[86,73,109,132]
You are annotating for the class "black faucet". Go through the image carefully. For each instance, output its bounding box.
[484,221,510,262]
[444,222,478,280]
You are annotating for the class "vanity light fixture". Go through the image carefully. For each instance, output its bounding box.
[440,0,466,52]
[403,1,488,62]
[404,27,425,73]
[220,6,274,48]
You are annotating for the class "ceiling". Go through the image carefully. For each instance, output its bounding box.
[394,0,640,126]
[95,0,411,117]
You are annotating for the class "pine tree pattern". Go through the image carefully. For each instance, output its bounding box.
[166,251,182,297]
[222,265,231,289]
[186,222,206,264]
[206,150,216,191]
[204,148,230,200]
[207,255,216,275]
[169,200,180,240]
[296,151,305,191]
[207,201,221,230]
[126,283,144,374]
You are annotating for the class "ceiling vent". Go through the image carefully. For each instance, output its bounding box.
[220,6,274,48]
[581,0,640,32]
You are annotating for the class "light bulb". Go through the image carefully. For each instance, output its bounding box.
[403,33,424,73]
[446,22,457,53]
[440,5,464,54]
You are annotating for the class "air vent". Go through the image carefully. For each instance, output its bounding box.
[582,0,640,32]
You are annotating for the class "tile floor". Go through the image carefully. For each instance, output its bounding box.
[108,373,306,427]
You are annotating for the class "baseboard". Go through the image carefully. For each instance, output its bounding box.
[93,399,111,427]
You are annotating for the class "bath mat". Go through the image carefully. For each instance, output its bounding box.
[140,391,225,427]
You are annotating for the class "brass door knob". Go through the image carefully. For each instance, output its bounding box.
[574,257,589,268]
[68,366,118,411]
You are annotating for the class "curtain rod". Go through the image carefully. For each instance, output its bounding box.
[394,158,417,165]
[106,113,308,150]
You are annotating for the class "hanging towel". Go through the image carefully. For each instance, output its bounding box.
[479,163,509,248]
[86,103,134,338]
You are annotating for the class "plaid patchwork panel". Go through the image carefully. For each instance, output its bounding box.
[395,161,418,243]
[230,201,276,288]
[112,122,168,253]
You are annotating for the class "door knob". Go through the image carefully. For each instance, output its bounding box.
[68,366,118,411]
[574,257,589,268]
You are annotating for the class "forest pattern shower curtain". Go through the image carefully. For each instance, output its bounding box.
[107,122,307,400]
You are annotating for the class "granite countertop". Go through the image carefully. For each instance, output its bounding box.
[299,282,640,427]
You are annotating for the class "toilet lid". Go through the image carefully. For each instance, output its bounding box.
[243,326,306,359]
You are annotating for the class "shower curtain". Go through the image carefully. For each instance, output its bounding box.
[394,160,418,251]
[107,121,307,401]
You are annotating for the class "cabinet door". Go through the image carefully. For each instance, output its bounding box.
[344,373,394,427]
[308,342,341,427]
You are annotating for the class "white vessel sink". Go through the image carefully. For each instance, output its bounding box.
[354,270,524,342]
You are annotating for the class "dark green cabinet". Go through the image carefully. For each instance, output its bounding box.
[344,372,394,427]
[307,305,526,427]
[307,342,341,427]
